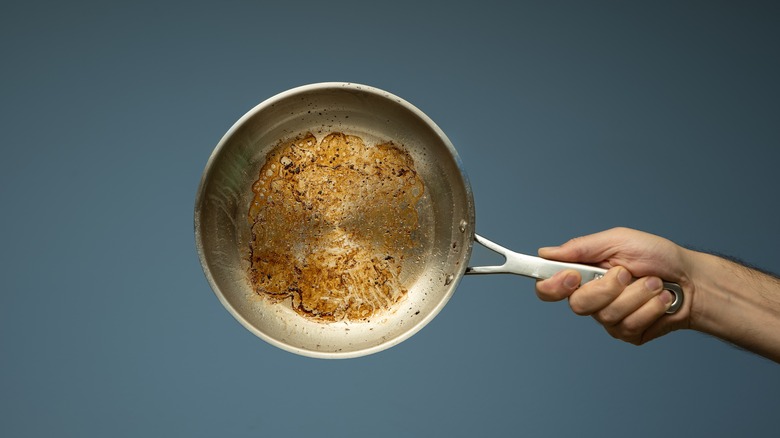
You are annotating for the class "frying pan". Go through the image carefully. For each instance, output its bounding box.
[194,82,683,358]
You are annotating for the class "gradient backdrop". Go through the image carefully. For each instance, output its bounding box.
[2,1,779,436]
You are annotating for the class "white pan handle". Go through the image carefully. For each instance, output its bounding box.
[465,234,684,314]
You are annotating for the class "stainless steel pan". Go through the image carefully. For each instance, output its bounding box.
[194,83,683,358]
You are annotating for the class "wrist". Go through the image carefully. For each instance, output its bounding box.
[685,250,732,335]
[686,249,780,361]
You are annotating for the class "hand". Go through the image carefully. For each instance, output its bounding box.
[535,227,693,345]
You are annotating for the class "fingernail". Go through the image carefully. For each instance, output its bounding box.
[645,277,662,291]
[659,290,674,308]
[563,274,580,290]
[618,268,631,286]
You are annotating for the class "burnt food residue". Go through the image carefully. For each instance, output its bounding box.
[247,132,424,322]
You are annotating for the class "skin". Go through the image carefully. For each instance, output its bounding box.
[535,227,780,363]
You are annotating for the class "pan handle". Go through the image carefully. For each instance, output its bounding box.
[465,234,684,314]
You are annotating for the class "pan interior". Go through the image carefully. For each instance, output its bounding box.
[195,83,475,357]
[246,131,429,323]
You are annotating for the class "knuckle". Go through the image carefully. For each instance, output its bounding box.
[627,337,643,346]
[568,295,590,315]
[604,326,623,340]
[569,295,585,316]
[596,308,620,326]
[605,325,642,345]
[569,280,618,316]
[564,241,582,258]
[619,319,643,339]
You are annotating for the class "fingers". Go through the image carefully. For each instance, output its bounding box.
[536,227,684,346]
[538,228,630,264]
[634,290,678,343]
[602,290,675,345]
[568,267,632,315]
[593,276,664,326]
[536,265,677,345]
[535,269,582,302]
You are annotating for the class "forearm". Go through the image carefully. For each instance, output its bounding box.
[687,249,780,362]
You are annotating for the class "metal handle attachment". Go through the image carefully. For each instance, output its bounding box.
[465,234,684,314]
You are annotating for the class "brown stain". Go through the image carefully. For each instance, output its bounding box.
[247,132,424,322]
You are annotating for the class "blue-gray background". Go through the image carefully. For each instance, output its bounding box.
[2,1,778,436]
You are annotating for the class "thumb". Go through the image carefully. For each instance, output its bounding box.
[538,229,623,264]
